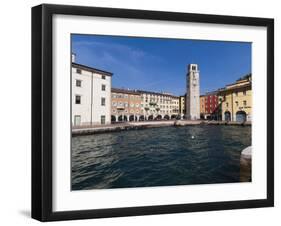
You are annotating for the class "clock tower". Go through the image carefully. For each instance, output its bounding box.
[186,64,200,120]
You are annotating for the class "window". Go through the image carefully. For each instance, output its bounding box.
[243,100,247,106]
[76,79,82,87]
[112,102,117,107]
[192,65,196,70]
[235,101,239,107]
[76,68,81,74]
[101,75,106,79]
[243,90,247,96]
[101,84,106,91]
[235,91,238,96]
[101,115,106,124]
[226,102,229,107]
[75,95,81,104]
[101,97,106,106]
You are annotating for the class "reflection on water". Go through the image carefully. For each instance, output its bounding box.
[71,125,251,190]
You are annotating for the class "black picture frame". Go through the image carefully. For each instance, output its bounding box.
[32,3,274,222]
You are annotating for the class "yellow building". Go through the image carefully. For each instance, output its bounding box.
[200,95,206,116]
[179,95,186,117]
[218,74,252,122]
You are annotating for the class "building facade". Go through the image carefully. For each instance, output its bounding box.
[171,95,180,116]
[72,60,113,127]
[179,95,186,117]
[137,90,180,120]
[200,95,206,117]
[200,91,219,120]
[72,58,206,126]
[218,74,252,122]
[111,88,142,122]
[186,64,200,120]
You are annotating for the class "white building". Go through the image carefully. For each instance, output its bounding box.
[72,58,113,127]
[186,64,200,120]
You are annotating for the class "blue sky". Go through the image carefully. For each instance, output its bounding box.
[72,34,251,96]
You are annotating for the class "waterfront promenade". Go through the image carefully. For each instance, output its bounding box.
[72,120,251,136]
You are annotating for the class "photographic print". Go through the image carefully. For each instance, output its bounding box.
[71,35,252,190]
[32,4,273,221]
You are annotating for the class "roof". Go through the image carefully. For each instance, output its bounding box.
[111,88,141,95]
[215,73,252,95]
[217,83,251,94]
[72,62,113,76]
[137,89,179,98]
[236,73,252,82]
[225,73,252,87]
[200,91,219,97]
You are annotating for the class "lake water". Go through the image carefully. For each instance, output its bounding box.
[71,125,251,190]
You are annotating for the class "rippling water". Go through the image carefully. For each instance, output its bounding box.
[71,125,251,190]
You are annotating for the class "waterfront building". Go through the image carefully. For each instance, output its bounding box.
[137,90,180,120]
[200,91,219,120]
[179,95,186,118]
[218,74,252,122]
[111,88,142,122]
[186,64,200,120]
[72,56,113,127]
[171,95,180,115]
[200,95,206,117]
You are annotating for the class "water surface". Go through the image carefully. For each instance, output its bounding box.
[72,125,251,190]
